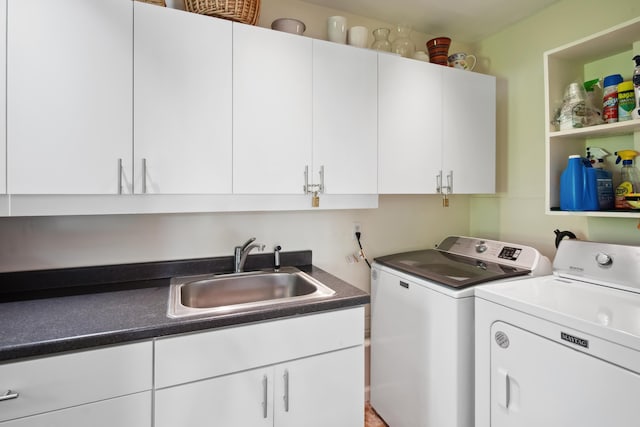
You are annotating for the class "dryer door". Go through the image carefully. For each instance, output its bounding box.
[490,322,640,427]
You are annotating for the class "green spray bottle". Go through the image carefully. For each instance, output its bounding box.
[614,149,640,209]
[586,147,614,210]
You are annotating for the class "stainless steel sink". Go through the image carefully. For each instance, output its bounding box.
[167,266,335,318]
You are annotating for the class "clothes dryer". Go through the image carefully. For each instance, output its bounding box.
[475,239,640,427]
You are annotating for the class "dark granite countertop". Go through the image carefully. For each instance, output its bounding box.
[0,251,369,362]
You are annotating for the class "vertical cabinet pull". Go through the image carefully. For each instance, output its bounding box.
[436,170,442,193]
[117,158,123,195]
[303,165,309,194]
[446,170,453,194]
[318,165,325,193]
[142,158,148,194]
[283,369,290,412]
[0,390,19,402]
[262,375,268,419]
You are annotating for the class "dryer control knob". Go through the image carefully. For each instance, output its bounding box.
[595,252,613,267]
[475,242,487,253]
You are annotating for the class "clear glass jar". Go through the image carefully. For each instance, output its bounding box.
[371,27,391,52]
[391,24,415,58]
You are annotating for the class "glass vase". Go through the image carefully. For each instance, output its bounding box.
[391,24,415,58]
[371,27,391,52]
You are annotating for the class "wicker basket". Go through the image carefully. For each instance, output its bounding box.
[137,0,166,6]
[184,0,261,25]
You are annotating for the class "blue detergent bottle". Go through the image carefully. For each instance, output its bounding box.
[560,155,599,211]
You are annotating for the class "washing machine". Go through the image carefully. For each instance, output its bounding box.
[475,239,640,427]
[370,236,551,427]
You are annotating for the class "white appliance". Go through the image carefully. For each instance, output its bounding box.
[370,236,550,427]
[475,239,640,427]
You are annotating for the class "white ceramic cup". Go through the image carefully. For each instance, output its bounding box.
[327,16,347,44]
[347,26,368,48]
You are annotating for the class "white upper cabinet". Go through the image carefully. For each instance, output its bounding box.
[378,53,496,195]
[134,3,232,194]
[378,54,443,194]
[0,0,6,194]
[233,24,313,194]
[441,68,496,194]
[312,40,378,194]
[7,0,133,194]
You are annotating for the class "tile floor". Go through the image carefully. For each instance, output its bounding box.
[365,402,388,427]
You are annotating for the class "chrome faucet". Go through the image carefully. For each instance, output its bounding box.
[234,237,265,273]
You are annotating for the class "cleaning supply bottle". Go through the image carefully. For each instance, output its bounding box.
[560,155,598,211]
[617,81,635,121]
[586,147,614,210]
[603,74,623,123]
[633,55,640,120]
[614,149,640,209]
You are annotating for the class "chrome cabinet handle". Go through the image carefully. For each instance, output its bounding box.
[436,171,442,193]
[318,165,325,193]
[303,165,309,194]
[262,375,268,419]
[0,390,19,402]
[283,369,290,412]
[117,158,123,195]
[446,170,453,194]
[142,158,147,194]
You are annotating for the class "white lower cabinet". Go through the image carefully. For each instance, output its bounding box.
[273,347,363,427]
[0,392,151,427]
[156,367,273,427]
[0,341,152,426]
[156,347,362,427]
[154,308,365,427]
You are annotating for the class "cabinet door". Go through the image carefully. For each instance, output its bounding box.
[134,4,232,194]
[442,69,496,194]
[7,0,133,194]
[312,40,377,194]
[233,24,312,194]
[0,392,151,427]
[0,0,5,194]
[275,347,364,427]
[378,54,443,194]
[155,368,273,427]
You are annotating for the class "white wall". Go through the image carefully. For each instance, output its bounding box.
[0,196,471,332]
[470,0,640,258]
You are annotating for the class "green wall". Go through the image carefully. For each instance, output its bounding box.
[471,0,640,257]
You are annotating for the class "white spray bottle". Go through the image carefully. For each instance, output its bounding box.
[633,55,640,120]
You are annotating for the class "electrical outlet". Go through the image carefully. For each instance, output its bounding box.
[352,222,362,239]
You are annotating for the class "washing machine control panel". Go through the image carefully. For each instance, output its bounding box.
[498,246,522,261]
[438,236,549,272]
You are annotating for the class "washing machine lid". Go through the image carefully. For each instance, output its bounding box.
[374,249,531,289]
